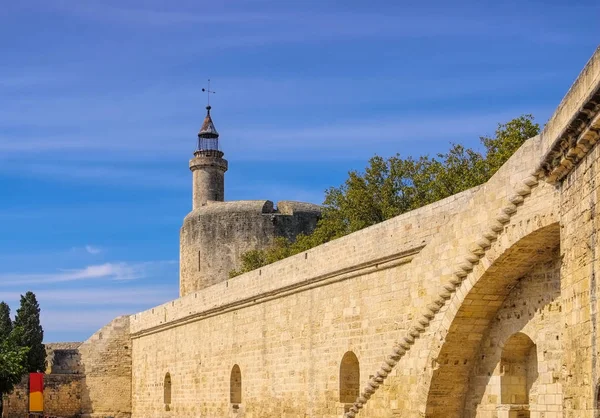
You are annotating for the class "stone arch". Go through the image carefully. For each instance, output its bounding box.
[423,219,560,418]
[230,364,242,404]
[340,351,360,404]
[499,332,538,406]
[163,372,172,407]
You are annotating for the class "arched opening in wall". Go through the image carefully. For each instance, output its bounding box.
[424,222,560,418]
[500,332,537,414]
[164,372,172,411]
[230,364,242,405]
[339,351,360,405]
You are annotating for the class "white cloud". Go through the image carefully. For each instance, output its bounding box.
[0,162,188,189]
[0,261,176,285]
[84,245,102,255]
[1,286,176,307]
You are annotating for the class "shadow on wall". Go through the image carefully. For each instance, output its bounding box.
[425,222,561,418]
[464,252,561,417]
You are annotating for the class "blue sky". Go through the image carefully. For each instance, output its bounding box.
[0,0,598,342]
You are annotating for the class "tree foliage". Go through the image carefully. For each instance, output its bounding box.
[0,302,12,342]
[230,114,540,277]
[14,291,46,373]
[0,337,29,416]
[0,302,22,417]
[0,294,44,417]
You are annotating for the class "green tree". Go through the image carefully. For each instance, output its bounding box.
[0,301,28,418]
[231,114,540,277]
[481,114,540,176]
[0,336,29,417]
[230,237,295,277]
[13,292,46,373]
[0,302,12,341]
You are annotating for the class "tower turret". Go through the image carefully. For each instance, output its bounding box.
[180,87,320,297]
[189,105,228,209]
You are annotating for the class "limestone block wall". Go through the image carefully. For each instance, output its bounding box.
[78,315,132,418]
[132,187,479,418]
[4,318,132,418]
[43,375,84,417]
[3,375,84,418]
[45,342,82,374]
[2,378,28,418]
[528,45,600,416]
[559,140,600,417]
[179,199,321,296]
[132,259,431,418]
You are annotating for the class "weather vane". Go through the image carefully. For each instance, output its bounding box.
[202,79,216,106]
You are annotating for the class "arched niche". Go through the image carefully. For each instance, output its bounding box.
[230,364,242,405]
[500,332,538,407]
[340,351,360,404]
[164,372,172,410]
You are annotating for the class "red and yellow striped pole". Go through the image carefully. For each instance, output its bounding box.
[29,372,44,414]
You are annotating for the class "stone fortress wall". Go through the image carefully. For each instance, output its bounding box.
[179,200,321,296]
[5,45,600,418]
[3,317,132,418]
[3,342,84,418]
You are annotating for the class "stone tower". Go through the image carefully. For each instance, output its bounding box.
[189,105,228,209]
[179,104,322,297]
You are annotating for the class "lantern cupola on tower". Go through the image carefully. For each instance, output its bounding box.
[189,84,228,209]
[196,105,222,156]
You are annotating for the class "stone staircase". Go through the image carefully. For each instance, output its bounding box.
[344,173,541,418]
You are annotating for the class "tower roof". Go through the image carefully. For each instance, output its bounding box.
[198,105,219,138]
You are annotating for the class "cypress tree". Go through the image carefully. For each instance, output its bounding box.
[0,302,12,341]
[13,292,46,372]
